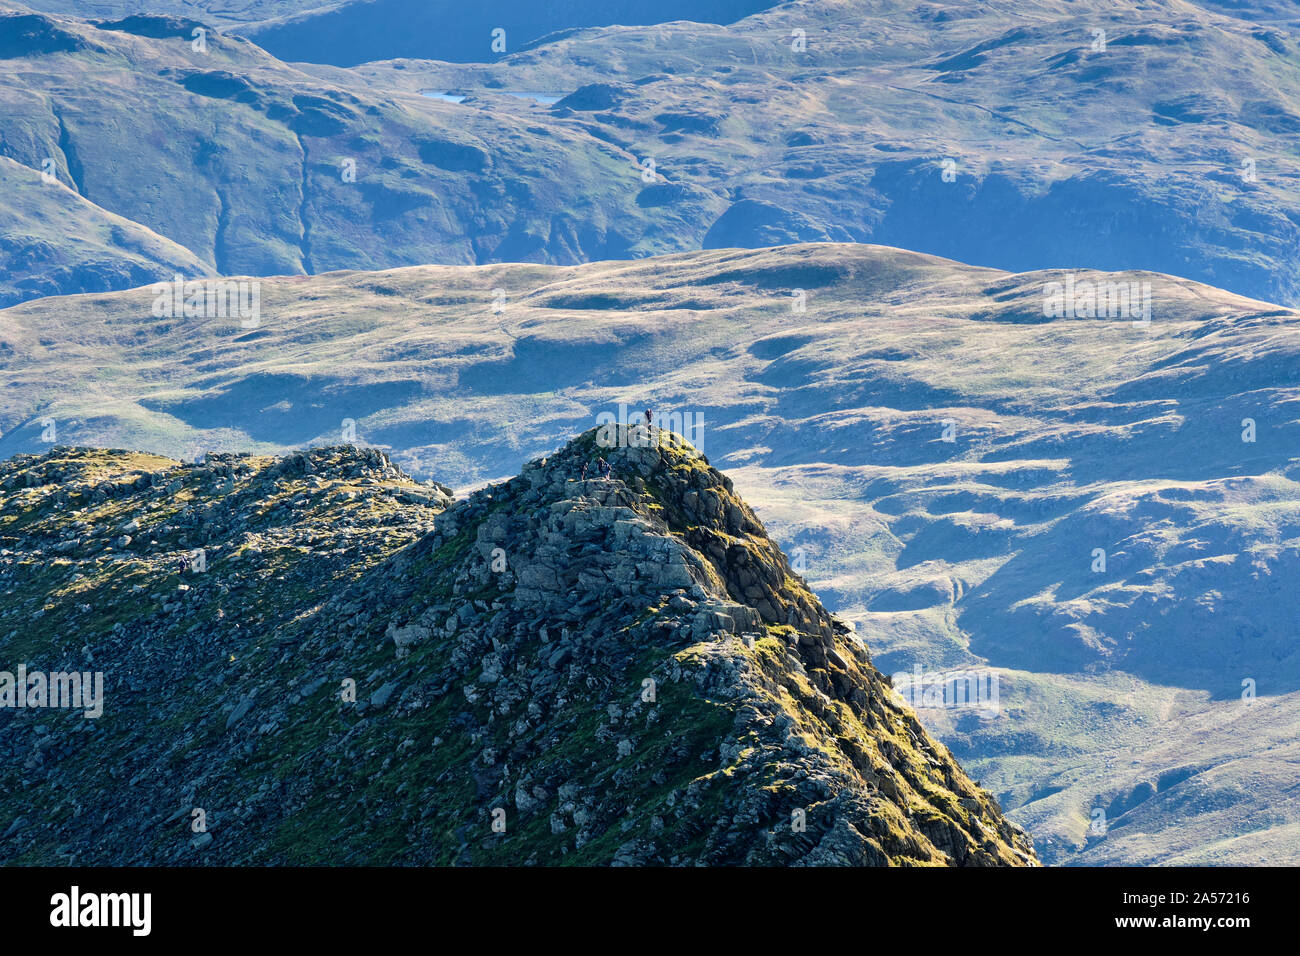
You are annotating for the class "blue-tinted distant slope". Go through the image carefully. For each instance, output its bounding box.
[240,0,784,67]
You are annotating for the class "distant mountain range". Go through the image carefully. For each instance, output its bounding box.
[0,4,715,300]
[4,0,1300,305]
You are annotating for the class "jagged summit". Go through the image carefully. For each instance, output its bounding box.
[511,424,840,643]
[0,434,1035,866]
[415,424,1037,864]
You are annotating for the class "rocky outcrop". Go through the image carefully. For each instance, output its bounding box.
[0,432,1035,866]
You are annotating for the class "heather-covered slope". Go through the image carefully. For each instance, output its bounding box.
[0,431,1035,865]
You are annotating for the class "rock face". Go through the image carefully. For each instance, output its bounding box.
[0,431,1034,865]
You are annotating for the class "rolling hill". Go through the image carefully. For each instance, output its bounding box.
[348,0,1300,306]
[240,0,783,67]
[0,4,723,300]
[0,155,209,307]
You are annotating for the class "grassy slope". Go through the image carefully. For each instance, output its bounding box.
[6,1,1300,306]
[0,155,209,307]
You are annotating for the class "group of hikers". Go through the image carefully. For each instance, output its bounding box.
[579,408,655,482]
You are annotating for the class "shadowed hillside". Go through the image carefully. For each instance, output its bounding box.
[0,155,209,307]
[0,5,724,301]
[354,0,1300,305]
[241,0,782,67]
[6,0,1300,305]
